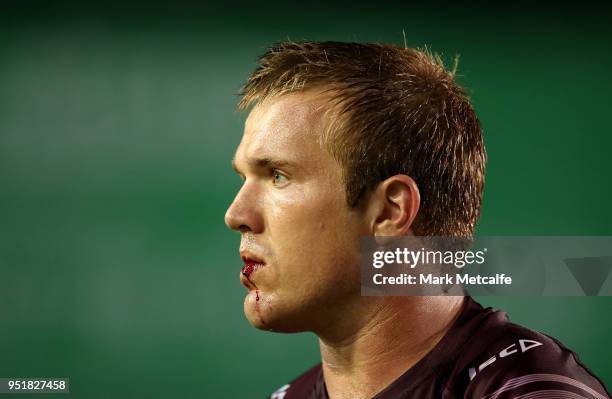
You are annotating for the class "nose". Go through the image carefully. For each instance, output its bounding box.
[224,182,263,233]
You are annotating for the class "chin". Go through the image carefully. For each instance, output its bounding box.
[243,291,312,333]
[243,289,274,331]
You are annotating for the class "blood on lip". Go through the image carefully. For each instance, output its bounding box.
[241,263,255,277]
[241,258,264,278]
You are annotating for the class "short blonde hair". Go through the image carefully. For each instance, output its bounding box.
[239,41,486,237]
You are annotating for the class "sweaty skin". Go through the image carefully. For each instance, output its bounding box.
[225,91,464,399]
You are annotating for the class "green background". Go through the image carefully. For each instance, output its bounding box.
[1,2,610,398]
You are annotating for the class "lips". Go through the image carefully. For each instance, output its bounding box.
[240,254,266,286]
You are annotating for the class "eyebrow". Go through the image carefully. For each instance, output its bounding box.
[231,157,294,174]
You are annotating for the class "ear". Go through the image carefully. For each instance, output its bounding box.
[365,175,420,236]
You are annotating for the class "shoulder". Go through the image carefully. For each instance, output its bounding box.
[450,316,610,399]
[268,363,322,399]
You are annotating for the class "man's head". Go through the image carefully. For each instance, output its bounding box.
[225,41,485,333]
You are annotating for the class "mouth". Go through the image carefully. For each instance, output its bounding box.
[240,255,266,288]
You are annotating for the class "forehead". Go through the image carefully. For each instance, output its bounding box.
[237,92,330,164]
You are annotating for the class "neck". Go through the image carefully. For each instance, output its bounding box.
[317,296,464,399]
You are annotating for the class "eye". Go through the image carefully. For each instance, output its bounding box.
[272,170,288,186]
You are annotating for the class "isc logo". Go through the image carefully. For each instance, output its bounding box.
[468,339,543,380]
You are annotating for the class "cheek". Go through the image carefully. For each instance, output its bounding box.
[269,186,348,246]
[269,189,362,285]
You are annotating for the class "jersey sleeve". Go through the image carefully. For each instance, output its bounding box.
[463,328,610,399]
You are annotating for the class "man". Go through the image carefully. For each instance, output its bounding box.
[224,41,609,399]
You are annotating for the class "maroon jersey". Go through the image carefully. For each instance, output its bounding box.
[268,297,610,399]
